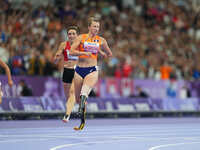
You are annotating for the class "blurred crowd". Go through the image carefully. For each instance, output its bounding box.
[0,0,200,80]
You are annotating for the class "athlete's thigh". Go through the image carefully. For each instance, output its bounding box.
[69,80,75,96]
[0,87,2,104]
[63,82,71,99]
[74,72,84,102]
[83,71,98,87]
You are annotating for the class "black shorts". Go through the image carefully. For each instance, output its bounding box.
[62,68,75,83]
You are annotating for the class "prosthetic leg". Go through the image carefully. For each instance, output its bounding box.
[74,95,87,130]
[74,85,91,131]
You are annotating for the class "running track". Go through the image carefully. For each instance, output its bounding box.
[0,118,200,150]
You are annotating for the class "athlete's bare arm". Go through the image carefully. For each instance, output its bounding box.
[0,59,13,87]
[70,35,91,56]
[98,49,107,58]
[100,37,113,57]
[54,42,66,63]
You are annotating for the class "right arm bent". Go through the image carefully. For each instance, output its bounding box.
[70,35,91,56]
[54,42,65,63]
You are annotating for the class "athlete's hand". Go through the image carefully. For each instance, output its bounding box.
[84,52,92,56]
[107,52,112,57]
[8,79,13,87]
[0,92,2,104]
[102,53,108,58]
[54,53,61,64]
[0,84,3,104]
[99,51,107,58]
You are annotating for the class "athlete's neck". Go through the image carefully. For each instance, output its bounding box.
[88,32,96,38]
[68,40,73,45]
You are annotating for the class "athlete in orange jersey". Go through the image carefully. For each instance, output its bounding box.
[70,16,112,130]
[54,26,79,123]
[0,59,13,104]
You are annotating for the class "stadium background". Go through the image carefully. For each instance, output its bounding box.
[1,0,200,119]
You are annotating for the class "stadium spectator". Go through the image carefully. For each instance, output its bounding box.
[1,0,200,80]
[18,79,33,96]
[130,86,149,98]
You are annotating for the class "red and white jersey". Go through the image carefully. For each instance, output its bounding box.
[63,41,78,61]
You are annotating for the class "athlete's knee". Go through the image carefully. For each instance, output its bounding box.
[74,93,80,102]
[63,85,70,95]
[69,87,75,95]
[63,82,68,88]
[0,89,2,104]
[80,84,92,97]
[67,97,75,106]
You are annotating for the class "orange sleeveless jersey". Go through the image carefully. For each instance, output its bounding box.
[78,34,101,59]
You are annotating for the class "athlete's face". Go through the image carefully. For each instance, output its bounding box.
[89,21,100,35]
[67,29,78,42]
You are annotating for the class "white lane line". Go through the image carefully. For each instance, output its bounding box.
[2,128,200,136]
[111,136,200,141]
[2,132,200,139]
[1,126,199,132]
[1,130,200,139]
[3,134,200,145]
[49,139,135,150]
[50,136,200,150]
[149,142,200,150]
[0,135,192,140]
[1,128,200,138]
[0,138,50,143]
[0,134,185,140]
[50,139,200,150]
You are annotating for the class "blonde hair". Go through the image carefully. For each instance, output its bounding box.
[88,16,100,27]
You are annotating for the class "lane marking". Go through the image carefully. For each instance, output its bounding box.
[2,128,200,136]
[2,131,200,139]
[0,138,50,143]
[149,142,200,150]
[1,125,200,132]
[50,139,137,150]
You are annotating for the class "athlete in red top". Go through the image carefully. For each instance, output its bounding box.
[54,26,79,122]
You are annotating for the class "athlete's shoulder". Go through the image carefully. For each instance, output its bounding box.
[99,36,105,44]
[79,34,88,38]
[60,41,67,47]
[80,33,88,36]
[58,41,66,50]
[99,36,105,40]
[76,34,87,41]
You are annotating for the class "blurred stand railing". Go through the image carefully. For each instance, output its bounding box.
[1,75,200,100]
[0,97,200,120]
[1,75,200,119]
